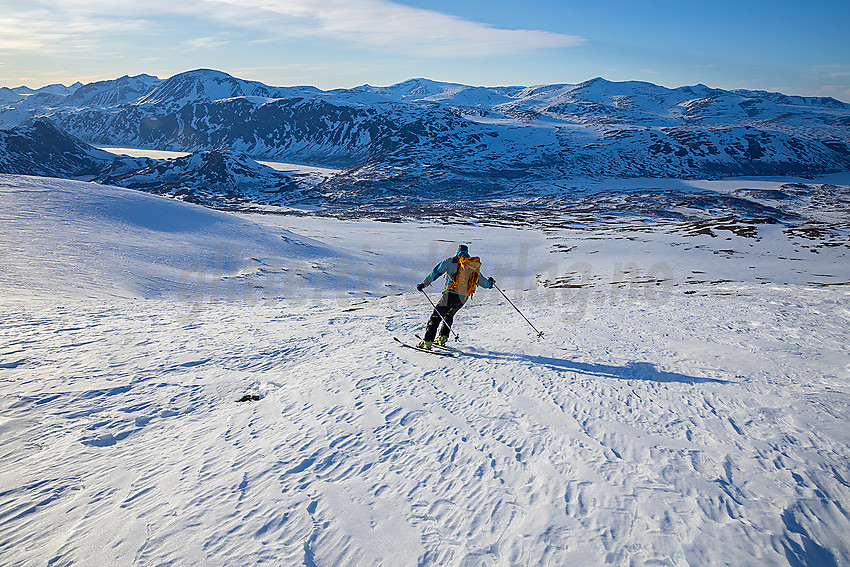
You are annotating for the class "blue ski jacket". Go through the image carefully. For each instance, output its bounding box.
[422,252,494,297]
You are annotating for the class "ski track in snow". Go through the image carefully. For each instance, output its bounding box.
[1,176,850,566]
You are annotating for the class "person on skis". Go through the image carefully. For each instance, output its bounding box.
[415,244,495,350]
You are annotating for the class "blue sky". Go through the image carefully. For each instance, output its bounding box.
[1,0,848,100]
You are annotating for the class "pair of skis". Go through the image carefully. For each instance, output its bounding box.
[393,336,458,357]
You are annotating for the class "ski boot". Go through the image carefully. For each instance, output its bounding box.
[416,340,433,350]
[435,335,448,347]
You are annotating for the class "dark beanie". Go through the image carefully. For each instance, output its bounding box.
[457,244,469,255]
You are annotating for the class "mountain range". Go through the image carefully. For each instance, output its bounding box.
[1,69,849,206]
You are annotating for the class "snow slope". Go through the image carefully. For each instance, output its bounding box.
[1,175,849,566]
[0,175,333,300]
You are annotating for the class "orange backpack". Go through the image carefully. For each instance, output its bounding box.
[446,256,482,296]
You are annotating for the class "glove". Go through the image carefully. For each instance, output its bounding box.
[488,277,496,286]
[416,282,426,292]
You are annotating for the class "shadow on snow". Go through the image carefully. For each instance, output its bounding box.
[464,349,730,385]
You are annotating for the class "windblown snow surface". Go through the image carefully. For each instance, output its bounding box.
[1,174,849,566]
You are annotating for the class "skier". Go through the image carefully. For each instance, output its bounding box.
[415,244,495,349]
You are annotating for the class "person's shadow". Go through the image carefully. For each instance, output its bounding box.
[462,349,730,384]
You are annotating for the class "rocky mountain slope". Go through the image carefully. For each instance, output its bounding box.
[0,120,143,177]
[2,69,848,199]
[98,148,310,207]
[0,121,317,207]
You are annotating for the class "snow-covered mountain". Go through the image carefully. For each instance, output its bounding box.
[99,148,313,207]
[1,70,848,199]
[0,120,131,177]
[0,87,23,105]
[66,74,160,108]
[0,121,321,207]
[135,69,321,108]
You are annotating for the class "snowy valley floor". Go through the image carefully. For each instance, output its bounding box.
[1,175,850,566]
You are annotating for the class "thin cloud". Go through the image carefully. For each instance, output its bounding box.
[185,35,232,50]
[266,0,585,56]
[0,0,584,57]
[822,85,850,96]
[0,5,151,52]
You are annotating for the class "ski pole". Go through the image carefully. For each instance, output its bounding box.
[420,290,461,342]
[494,283,544,338]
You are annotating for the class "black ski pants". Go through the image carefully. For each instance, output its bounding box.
[423,292,467,342]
